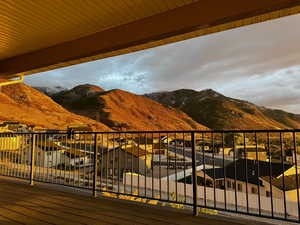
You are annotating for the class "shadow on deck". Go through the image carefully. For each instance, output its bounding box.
[0,176,283,225]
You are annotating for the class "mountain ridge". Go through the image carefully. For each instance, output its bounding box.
[145,89,300,130]
[0,80,111,130]
[52,84,208,131]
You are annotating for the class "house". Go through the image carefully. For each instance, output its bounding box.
[35,139,91,168]
[115,136,168,159]
[67,123,93,140]
[0,121,29,132]
[0,133,23,151]
[169,138,211,151]
[219,145,267,161]
[100,145,152,178]
[285,147,300,166]
[262,174,300,202]
[197,159,293,197]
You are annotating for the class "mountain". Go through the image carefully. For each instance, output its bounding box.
[52,85,208,131]
[0,80,110,130]
[145,89,300,130]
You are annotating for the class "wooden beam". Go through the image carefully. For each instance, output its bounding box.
[1,0,300,77]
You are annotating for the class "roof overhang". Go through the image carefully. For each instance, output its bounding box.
[1,0,300,78]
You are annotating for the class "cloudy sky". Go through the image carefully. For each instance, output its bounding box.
[25,14,300,114]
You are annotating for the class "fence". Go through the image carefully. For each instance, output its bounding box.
[0,130,300,223]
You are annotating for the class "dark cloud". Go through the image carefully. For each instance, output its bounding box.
[25,14,300,113]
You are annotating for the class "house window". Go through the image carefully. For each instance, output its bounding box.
[227,181,231,188]
[251,187,257,194]
[238,183,243,192]
[266,191,271,197]
[232,181,236,188]
[216,180,221,186]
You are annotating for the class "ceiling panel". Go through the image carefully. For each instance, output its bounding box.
[0,0,197,60]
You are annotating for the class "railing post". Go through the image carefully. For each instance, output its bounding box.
[93,133,98,197]
[191,131,198,216]
[30,133,36,186]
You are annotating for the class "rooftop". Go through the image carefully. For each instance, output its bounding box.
[262,174,300,191]
[203,159,293,185]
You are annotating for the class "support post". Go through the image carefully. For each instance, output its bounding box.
[191,131,198,216]
[93,133,98,197]
[30,133,36,186]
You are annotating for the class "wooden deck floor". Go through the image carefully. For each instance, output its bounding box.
[0,177,274,225]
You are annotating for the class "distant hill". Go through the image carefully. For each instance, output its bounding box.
[145,89,300,130]
[0,80,111,130]
[52,84,208,131]
[34,86,66,96]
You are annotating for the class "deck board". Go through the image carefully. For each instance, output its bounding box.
[0,177,269,225]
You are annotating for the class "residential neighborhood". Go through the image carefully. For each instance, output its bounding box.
[1,121,300,220]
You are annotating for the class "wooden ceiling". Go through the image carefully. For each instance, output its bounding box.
[0,0,300,78]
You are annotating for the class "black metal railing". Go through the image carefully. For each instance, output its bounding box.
[0,130,300,223]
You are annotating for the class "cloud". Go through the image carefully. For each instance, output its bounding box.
[25,14,300,113]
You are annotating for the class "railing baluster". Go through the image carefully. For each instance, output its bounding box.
[255,132,261,216]
[30,133,36,186]
[174,132,178,203]
[118,133,121,194]
[280,132,287,220]
[144,133,147,198]
[233,132,238,212]
[191,131,198,216]
[167,133,170,201]
[64,133,67,185]
[159,132,162,201]
[183,133,187,204]
[137,133,140,197]
[267,132,274,218]
[0,134,3,175]
[244,132,249,214]
[8,133,11,177]
[212,132,216,208]
[93,133,98,197]
[124,133,127,194]
[202,132,206,208]
[293,131,300,222]
[106,133,109,193]
[222,131,227,211]
[130,133,133,195]
[112,133,115,192]
[100,134,104,192]
[151,132,154,199]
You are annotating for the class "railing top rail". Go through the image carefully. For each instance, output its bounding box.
[1,129,300,135]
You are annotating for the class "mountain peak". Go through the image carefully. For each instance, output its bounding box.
[199,88,223,97]
[71,84,105,95]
